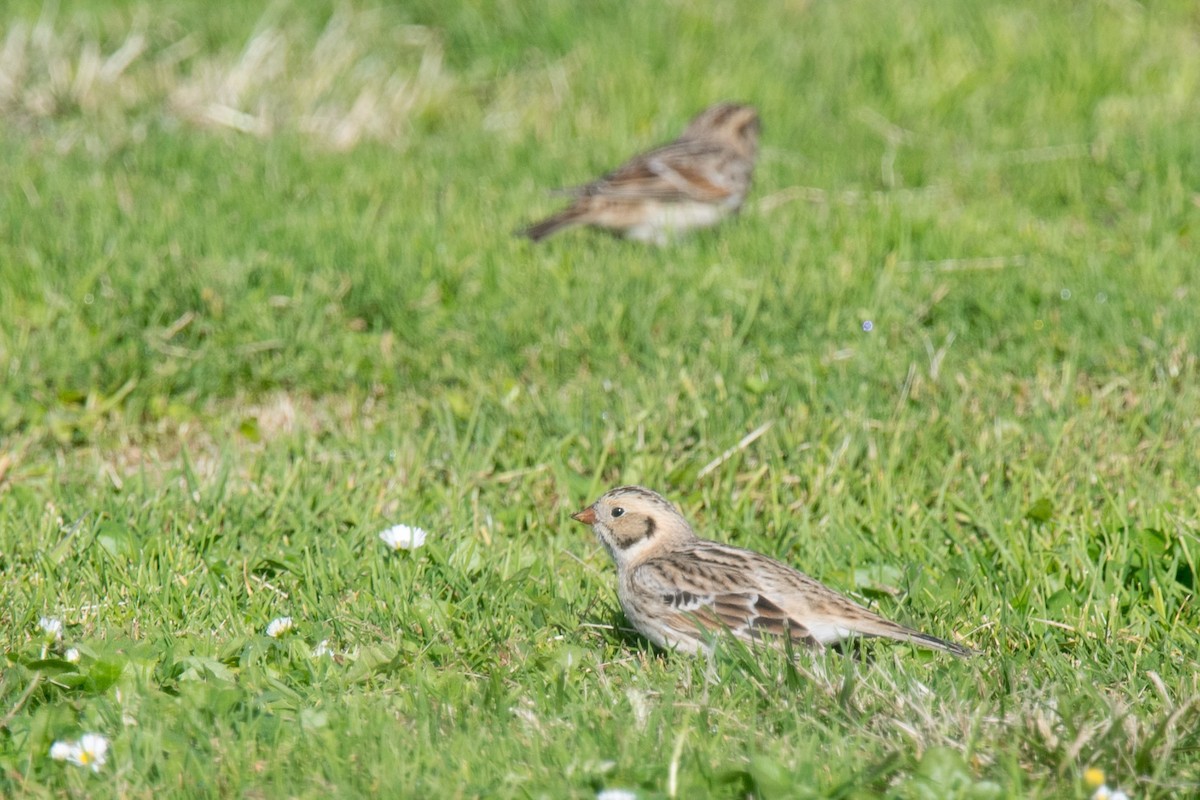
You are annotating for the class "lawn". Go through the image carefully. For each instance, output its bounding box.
[1,0,1198,797]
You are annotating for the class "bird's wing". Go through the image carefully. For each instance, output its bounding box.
[566,139,736,202]
[643,543,976,657]
[631,552,822,649]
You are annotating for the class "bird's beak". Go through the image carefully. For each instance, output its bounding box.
[571,507,597,525]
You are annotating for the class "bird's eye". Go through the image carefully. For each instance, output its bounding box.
[611,507,625,518]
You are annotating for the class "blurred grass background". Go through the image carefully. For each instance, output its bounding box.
[1,1,1198,797]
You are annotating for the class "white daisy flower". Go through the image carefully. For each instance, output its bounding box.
[265,617,294,638]
[75,734,109,772]
[64,648,81,663]
[379,524,427,551]
[38,617,63,641]
[49,733,109,772]
[597,790,637,800]
[49,741,74,761]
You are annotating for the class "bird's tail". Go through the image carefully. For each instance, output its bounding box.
[517,208,585,242]
[859,617,976,657]
[899,629,976,658]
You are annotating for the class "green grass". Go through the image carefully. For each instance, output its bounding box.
[2,0,1199,796]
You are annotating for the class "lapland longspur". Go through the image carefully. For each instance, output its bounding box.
[572,486,974,658]
[519,102,760,244]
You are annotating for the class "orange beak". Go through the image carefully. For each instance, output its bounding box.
[571,507,597,525]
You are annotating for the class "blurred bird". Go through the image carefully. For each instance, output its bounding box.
[519,102,760,244]
[571,485,975,658]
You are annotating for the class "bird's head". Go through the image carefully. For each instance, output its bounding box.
[571,485,697,568]
[684,102,760,158]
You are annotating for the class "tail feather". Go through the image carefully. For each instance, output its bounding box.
[857,616,977,657]
[901,629,976,657]
[517,208,585,242]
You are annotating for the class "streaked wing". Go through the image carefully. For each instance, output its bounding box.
[640,542,977,657]
[632,555,820,648]
[572,139,736,202]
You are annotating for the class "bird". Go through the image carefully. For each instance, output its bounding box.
[518,102,760,244]
[570,485,975,658]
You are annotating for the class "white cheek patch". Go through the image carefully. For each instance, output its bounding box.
[603,533,658,568]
